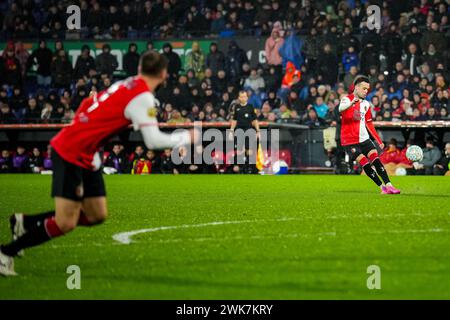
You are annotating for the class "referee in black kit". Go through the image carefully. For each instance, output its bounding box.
[228,90,261,173]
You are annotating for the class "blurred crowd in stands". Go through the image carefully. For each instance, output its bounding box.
[2,139,449,175]
[0,143,262,174]
[0,0,449,175]
[0,0,449,128]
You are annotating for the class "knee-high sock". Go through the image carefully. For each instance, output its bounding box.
[22,210,96,230]
[22,211,55,230]
[360,156,382,187]
[369,153,391,185]
[1,217,64,257]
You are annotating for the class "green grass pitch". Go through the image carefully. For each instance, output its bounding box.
[0,174,449,299]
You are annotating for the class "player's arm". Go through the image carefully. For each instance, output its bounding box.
[365,105,383,147]
[338,96,359,112]
[124,92,191,149]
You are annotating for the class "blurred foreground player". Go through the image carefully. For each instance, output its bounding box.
[0,52,195,276]
[339,76,401,195]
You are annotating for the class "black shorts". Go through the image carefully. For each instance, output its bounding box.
[343,139,377,158]
[234,127,257,151]
[51,149,106,201]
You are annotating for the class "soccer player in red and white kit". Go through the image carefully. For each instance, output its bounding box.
[0,52,196,276]
[339,76,401,195]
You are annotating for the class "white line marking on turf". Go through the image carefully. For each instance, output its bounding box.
[111,214,448,245]
[48,227,448,249]
[112,217,300,244]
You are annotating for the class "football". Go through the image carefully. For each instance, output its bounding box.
[406,145,424,162]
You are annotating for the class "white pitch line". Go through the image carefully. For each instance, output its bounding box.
[111,214,447,245]
[112,217,299,244]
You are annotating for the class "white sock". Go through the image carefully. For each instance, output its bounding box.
[386,182,392,187]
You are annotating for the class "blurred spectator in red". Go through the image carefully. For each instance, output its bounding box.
[281,62,301,89]
[129,145,145,164]
[380,139,402,164]
[14,41,29,78]
[2,41,22,87]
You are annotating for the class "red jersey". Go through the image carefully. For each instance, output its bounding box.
[339,94,382,146]
[51,77,152,170]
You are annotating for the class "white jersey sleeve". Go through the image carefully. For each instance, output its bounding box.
[338,96,352,112]
[124,92,191,149]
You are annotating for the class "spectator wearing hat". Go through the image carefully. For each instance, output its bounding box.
[28,40,53,88]
[51,49,73,89]
[265,21,284,71]
[421,22,446,54]
[317,43,339,86]
[123,43,140,77]
[206,43,225,76]
[74,45,96,80]
[2,42,22,87]
[382,23,403,71]
[402,24,422,54]
[162,43,182,81]
[225,41,248,86]
[95,44,118,78]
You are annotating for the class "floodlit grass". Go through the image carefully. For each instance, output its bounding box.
[0,174,449,299]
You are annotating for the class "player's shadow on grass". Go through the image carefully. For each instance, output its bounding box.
[89,274,352,293]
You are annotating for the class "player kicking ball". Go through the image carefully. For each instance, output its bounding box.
[0,52,196,276]
[339,76,401,195]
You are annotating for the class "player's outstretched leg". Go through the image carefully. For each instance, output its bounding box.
[0,198,81,276]
[368,151,401,194]
[10,209,82,256]
[10,211,56,256]
[11,204,104,238]
[358,155,384,193]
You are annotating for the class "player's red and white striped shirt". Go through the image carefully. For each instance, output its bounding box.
[51,76,190,171]
[339,94,382,146]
